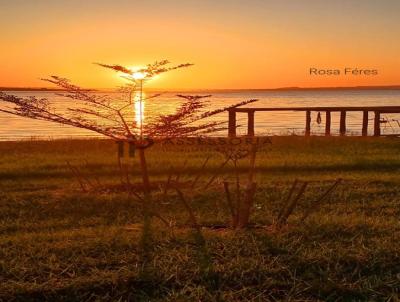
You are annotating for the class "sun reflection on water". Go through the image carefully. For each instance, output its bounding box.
[1,91,400,140]
[134,90,145,130]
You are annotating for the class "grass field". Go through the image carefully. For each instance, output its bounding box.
[0,137,399,301]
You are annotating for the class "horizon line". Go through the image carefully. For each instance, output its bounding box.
[2,84,400,92]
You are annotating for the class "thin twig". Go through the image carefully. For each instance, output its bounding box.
[175,159,188,183]
[162,167,174,201]
[233,160,241,228]
[84,159,102,187]
[277,179,299,221]
[237,182,257,228]
[176,188,201,232]
[300,178,342,222]
[191,155,211,189]
[278,181,308,226]
[203,157,230,190]
[66,161,87,192]
[223,181,236,224]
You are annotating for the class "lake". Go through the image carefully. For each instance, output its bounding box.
[1,89,400,140]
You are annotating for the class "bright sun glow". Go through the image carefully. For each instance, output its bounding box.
[132,71,147,80]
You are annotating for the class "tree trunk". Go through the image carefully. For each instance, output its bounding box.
[138,148,150,193]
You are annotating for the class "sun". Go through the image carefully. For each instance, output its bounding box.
[132,71,146,80]
[128,66,160,81]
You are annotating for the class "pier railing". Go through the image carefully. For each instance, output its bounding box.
[227,106,400,137]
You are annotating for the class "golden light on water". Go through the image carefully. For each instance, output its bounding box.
[134,90,145,130]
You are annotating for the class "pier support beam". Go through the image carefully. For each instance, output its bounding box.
[228,109,237,137]
[226,106,398,138]
[247,110,255,137]
[305,110,311,136]
[374,111,381,136]
[340,111,346,136]
[325,111,331,136]
[362,111,368,136]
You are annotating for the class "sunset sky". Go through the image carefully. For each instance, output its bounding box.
[1,0,399,90]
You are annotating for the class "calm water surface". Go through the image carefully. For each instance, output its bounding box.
[0,90,399,140]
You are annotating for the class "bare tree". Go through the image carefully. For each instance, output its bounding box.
[0,60,257,190]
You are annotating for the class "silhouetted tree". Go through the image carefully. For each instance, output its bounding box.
[0,60,257,190]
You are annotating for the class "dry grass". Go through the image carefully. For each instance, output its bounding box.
[0,137,399,301]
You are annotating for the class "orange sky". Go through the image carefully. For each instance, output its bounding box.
[1,0,399,90]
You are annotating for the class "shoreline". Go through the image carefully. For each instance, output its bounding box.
[0,134,399,143]
[2,85,400,93]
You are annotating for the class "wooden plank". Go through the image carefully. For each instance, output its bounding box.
[233,106,400,113]
[228,109,236,137]
[380,110,400,113]
[340,111,346,136]
[374,111,381,136]
[247,110,255,136]
[325,111,331,136]
[362,111,368,136]
[305,110,311,136]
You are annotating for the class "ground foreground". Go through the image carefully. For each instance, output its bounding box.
[0,137,399,301]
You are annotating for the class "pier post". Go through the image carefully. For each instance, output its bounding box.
[305,110,311,136]
[228,109,237,137]
[374,111,381,136]
[247,110,255,137]
[340,111,346,136]
[362,111,368,136]
[325,111,331,136]
[225,106,399,138]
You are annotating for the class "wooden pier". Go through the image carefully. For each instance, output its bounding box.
[227,106,400,137]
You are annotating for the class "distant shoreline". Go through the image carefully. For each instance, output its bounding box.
[1,85,400,93]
